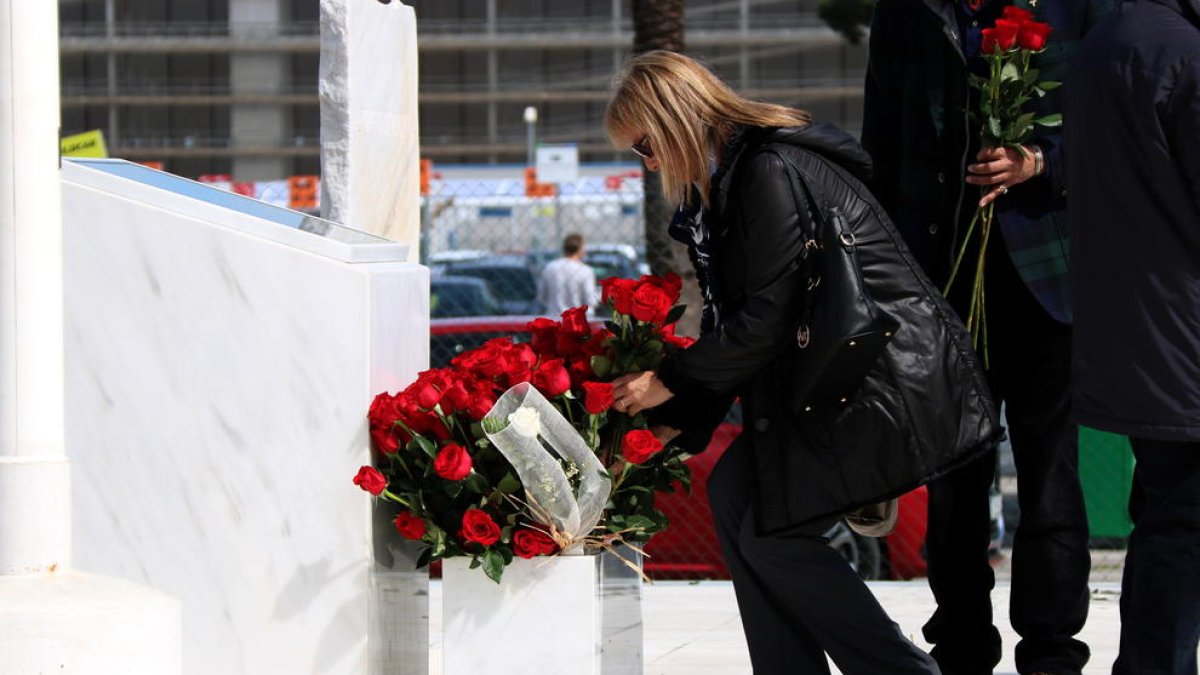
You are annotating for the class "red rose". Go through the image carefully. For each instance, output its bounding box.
[527,317,560,355]
[512,526,559,559]
[582,329,613,358]
[459,508,501,547]
[352,466,388,495]
[630,282,674,324]
[560,306,592,338]
[393,512,426,540]
[440,379,472,415]
[642,273,683,304]
[368,392,402,430]
[993,19,1020,50]
[600,277,637,315]
[621,429,664,464]
[370,426,401,455]
[1016,21,1052,51]
[567,358,594,388]
[532,358,572,397]
[453,338,512,379]
[581,381,615,414]
[981,27,999,55]
[1000,5,1034,23]
[434,443,472,481]
[661,323,697,349]
[467,385,498,421]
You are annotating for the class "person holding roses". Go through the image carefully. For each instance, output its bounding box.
[861,1,1114,674]
[605,51,998,674]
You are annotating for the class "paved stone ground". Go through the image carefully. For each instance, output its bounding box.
[428,579,1148,674]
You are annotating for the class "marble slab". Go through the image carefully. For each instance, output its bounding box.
[61,161,429,675]
[319,0,420,254]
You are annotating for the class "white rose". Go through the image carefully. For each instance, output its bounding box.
[507,406,542,438]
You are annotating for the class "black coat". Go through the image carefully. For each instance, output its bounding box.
[656,124,1000,533]
[1064,0,1200,442]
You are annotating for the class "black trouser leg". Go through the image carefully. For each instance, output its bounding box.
[922,447,1002,674]
[1113,438,1200,675]
[925,239,1090,674]
[709,439,940,675]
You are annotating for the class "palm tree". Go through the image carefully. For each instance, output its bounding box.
[629,0,702,336]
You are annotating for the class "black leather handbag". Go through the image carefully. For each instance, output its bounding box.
[771,150,900,413]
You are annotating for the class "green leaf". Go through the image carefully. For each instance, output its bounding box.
[1038,80,1062,91]
[1001,62,1020,82]
[590,355,613,379]
[462,472,490,494]
[469,554,482,570]
[1034,113,1062,128]
[416,547,432,569]
[481,417,508,435]
[430,527,448,557]
[664,304,686,326]
[497,471,522,494]
[409,434,437,459]
[482,548,506,584]
[443,480,465,499]
[967,73,989,90]
[987,117,1004,141]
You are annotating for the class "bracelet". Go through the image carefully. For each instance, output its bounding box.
[1030,145,1045,177]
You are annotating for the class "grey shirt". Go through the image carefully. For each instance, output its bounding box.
[537,257,599,315]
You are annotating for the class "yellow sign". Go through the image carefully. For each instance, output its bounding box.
[60,130,108,158]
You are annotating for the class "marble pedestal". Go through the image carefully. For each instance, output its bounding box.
[442,552,643,675]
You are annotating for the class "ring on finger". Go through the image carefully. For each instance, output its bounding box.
[998,185,1009,195]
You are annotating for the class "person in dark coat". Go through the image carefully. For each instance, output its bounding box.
[861,1,1113,673]
[602,50,998,674]
[1064,1,1200,672]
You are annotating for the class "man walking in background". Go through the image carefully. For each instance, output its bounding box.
[537,232,598,315]
[1065,0,1200,672]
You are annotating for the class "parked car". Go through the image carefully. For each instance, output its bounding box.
[438,256,540,315]
[428,316,930,579]
[430,276,502,319]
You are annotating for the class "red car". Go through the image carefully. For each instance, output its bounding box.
[430,316,930,580]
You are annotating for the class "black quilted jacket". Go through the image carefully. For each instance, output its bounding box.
[655,123,1001,533]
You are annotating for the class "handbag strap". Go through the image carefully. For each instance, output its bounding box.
[765,147,828,348]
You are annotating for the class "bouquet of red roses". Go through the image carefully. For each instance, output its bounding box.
[943,6,1058,365]
[353,273,696,583]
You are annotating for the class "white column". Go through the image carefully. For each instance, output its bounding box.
[0,0,70,576]
[319,0,421,254]
[0,2,182,672]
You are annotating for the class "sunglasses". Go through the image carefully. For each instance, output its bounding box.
[630,135,654,160]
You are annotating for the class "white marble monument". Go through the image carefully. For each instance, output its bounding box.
[62,160,429,674]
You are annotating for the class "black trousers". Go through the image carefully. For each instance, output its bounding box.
[709,438,940,674]
[1113,437,1200,675]
[923,240,1091,675]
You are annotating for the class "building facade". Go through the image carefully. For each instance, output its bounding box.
[59,0,868,179]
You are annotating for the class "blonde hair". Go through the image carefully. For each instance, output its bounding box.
[605,50,810,207]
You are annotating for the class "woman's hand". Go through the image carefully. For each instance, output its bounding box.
[611,371,675,416]
[966,145,1041,207]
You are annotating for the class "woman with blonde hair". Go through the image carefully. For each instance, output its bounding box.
[607,51,997,673]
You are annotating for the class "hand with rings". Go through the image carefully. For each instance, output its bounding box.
[966,145,1040,208]
[610,371,675,417]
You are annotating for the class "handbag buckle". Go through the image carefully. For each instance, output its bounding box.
[797,325,811,348]
[839,232,857,248]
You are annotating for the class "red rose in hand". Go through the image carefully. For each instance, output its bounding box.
[434,443,472,481]
[393,512,426,540]
[459,508,501,547]
[581,381,615,414]
[1000,5,1034,23]
[993,19,1020,50]
[661,323,696,349]
[1016,21,1052,51]
[567,358,594,388]
[981,27,1000,55]
[352,466,388,495]
[630,282,674,324]
[642,273,683,304]
[533,358,572,397]
[582,329,613,358]
[512,527,559,559]
[621,429,664,464]
[527,317,560,356]
[600,277,637,315]
[560,306,592,338]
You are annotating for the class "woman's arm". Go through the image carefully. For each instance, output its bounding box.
[656,152,810,397]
